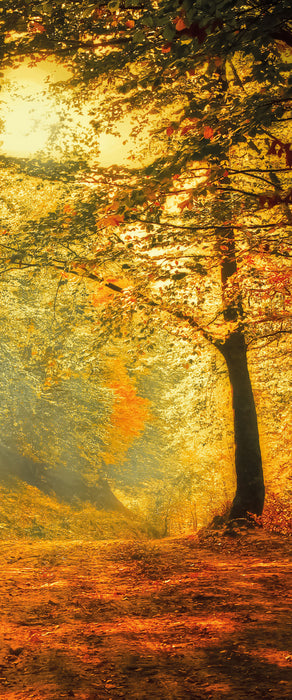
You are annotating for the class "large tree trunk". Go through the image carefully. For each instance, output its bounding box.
[214,177,265,518]
[219,330,265,519]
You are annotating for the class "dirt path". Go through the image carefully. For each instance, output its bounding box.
[0,532,291,699]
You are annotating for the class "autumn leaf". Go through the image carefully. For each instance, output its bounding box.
[267,138,292,167]
[259,189,292,208]
[204,126,214,140]
[175,19,187,32]
[98,213,124,227]
[178,198,193,211]
[102,358,150,466]
[161,45,171,53]
[63,204,75,215]
[89,277,127,307]
[29,21,45,33]
[110,214,124,225]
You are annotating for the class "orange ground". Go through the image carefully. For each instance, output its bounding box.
[0,531,291,699]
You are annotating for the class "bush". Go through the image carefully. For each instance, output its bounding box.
[254,492,292,535]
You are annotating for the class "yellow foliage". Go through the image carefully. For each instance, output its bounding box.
[102,357,151,466]
[90,288,115,307]
[0,481,144,540]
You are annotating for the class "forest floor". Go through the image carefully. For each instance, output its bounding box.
[0,529,291,700]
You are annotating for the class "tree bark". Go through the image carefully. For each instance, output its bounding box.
[214,187,265,518]
[219,331,265,518]
[210,78,266,515]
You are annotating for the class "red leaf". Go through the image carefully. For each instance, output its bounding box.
[175,18,187,32]
[166,126,174,136]
[204,126,214,140]
[267,138,292,168]
[161,45,171,53]
[29,21,45,33]
[285,144,292,168]
[267,139,278,156]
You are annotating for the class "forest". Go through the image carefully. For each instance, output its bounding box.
[0,1,291,698]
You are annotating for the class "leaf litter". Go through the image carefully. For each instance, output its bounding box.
[0,531,291,699]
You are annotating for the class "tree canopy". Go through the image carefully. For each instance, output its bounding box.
[0,0,291,529]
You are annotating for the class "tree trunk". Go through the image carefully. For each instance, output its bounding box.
[219,331,265,519]
[213,159,265,518]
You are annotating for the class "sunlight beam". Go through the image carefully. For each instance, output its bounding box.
[1,89,58,157]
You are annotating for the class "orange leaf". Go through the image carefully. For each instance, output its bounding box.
[90,290,113,306]
[29,21,45,33]
[126,19,135,28]
[178,198,192,211]
[204,126,214,139]
[99,213,124,227]
[102,358,151,466]
[106,277,121,285]
[112,214,124,225]
[63,204,76,215]
[175,18,186,31]
[161,45,171,53]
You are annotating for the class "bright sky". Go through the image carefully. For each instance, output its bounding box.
[0,58,149,166]
[1,59,67,157]
[1,91,59,157]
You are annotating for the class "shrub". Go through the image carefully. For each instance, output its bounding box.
[254,492,292,535]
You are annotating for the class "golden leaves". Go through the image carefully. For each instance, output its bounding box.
[97,203,124,229]
[102,357,150,466]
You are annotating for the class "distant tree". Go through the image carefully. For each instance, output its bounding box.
[0,1,291,520]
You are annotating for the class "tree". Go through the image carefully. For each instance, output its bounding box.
[0,1,291,520]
